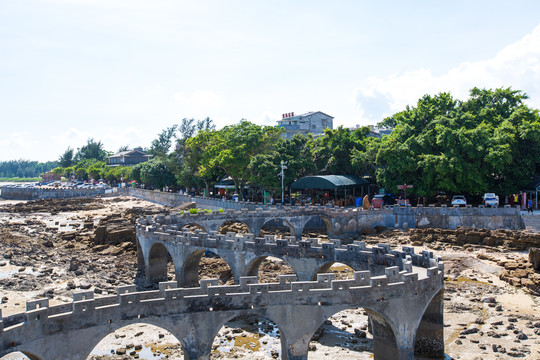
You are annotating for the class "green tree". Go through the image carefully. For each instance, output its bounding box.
[74,167,88,181]
[87,162,105,180]
[374,88,540,196]
[75,139,108,162]
[212,121,283,198]
[148,125,178,158]
[132,163,143,183]
[140,158,176,189]
[313,126,371,175]
[58,147,74,168]
[51,167,64,177]
[248,134,317,193]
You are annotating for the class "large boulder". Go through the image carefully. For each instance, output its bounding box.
[529,247,540,271]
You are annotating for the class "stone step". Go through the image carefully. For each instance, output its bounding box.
[521,215,540,232]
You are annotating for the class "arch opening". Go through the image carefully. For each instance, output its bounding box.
[211,314,281,359]
[87,323,185,360]
[311,262,355,281]
[308,308,373,358]
[246,256,296,283]
[302,216,331,239]
[0,351,42,360]
[183,250,233,287]
[181,223,207,233]
[218,220,251,234]
[260,219,292,238]
[414,289,444,358]
[147,243,175,287]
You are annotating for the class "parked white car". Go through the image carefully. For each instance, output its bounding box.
[483,193,499,207]
[451,195,467,206]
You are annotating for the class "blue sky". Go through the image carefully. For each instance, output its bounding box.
[1,0,540,161]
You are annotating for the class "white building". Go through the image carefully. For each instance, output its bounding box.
[276,111,334,139]
[348,124,393,138]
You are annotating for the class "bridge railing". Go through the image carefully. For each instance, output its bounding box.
[137,227,443,273]
[0,264,443,337]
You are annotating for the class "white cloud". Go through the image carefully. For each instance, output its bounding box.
[0,132,38,160]
[50,128,94,152]
[353,24,540,123]
[100,126,150,153]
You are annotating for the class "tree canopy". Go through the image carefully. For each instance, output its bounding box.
[374,87,540,196]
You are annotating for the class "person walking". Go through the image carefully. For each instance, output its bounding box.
[528,198,534,214]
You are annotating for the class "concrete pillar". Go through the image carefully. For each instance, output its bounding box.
[368,310,410,360]
[136,239,144,271]
[174,312,238,360]
[250,224,262,237]
[414,290,444,358]
[266,305,331,360]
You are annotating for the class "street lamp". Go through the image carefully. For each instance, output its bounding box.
[280,160,288,205]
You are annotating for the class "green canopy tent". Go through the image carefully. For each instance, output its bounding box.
[290,175,368,206]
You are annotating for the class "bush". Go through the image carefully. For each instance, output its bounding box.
[189,208,199,214]
[218,209,224,213]
[204,209,212,213]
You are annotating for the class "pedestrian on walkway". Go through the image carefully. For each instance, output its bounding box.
[528,199,534,214]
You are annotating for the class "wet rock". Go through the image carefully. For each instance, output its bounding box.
[481,296,496,303]
[354,329,367,338]
[79,281,91,290]
[529,247,540,271]
[474,317,485,324]
[460,327,480,335]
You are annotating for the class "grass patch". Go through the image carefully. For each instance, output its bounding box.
[0,177,42,182]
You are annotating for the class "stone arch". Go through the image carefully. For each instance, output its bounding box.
[84,321,187,360]
[211,313,283,359]
[414,289,444,358]
[309,261,355,281]
[0,351,43,360]
[302,215,333,237]
[306,307,372,357]
[182,249,233,287]
[307,306,399,360]
[217,220,252,234]
[180,223,208,233]
[245,255,297,283]
[260,218,294,238]
[147,242,175,284]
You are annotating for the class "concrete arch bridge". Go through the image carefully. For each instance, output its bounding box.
[137,215,432,286]
[0,255,444,360]
[155,206,378,239]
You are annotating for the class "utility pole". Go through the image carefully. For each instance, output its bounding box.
[280,160,287,205]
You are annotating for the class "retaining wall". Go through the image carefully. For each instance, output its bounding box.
[123,188,268,210]
[0,186,106,200]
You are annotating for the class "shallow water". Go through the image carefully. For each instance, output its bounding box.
[0,261,37,279]
[90,343,170,359]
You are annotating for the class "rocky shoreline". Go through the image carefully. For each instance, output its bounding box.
[0,196,539,359]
